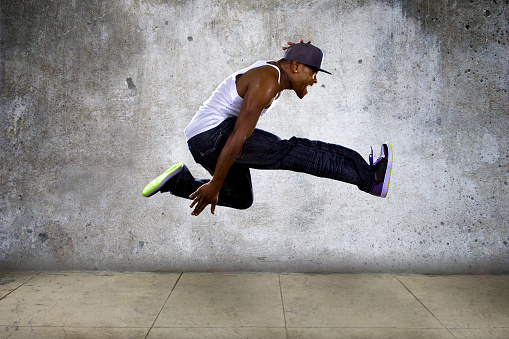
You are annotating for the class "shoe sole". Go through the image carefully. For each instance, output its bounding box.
[380,143,392,198]
[142,162,183,197]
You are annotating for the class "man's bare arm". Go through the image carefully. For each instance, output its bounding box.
[189,69,280,216]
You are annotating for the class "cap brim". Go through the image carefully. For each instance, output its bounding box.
[318,68,332,75]
[304,64,332,75]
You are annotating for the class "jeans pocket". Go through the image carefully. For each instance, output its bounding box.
[192,131,228,157]
[188,118,235,158]
[197,131,226,157]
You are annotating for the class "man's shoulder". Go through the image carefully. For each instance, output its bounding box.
[241,63,279,84]
[236,62,281,99]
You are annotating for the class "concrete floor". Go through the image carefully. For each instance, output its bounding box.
[0,272,507,339]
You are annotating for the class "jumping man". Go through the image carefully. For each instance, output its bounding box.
[142,41,392,216]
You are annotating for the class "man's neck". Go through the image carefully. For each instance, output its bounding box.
[275,60,292,91]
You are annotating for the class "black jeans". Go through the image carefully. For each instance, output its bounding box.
[171,118,375,209]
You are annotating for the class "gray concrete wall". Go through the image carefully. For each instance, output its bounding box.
[1,0,507,274]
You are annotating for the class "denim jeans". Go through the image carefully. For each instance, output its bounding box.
[170,117,375,209]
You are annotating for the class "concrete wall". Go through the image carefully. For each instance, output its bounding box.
[1,0,507,274]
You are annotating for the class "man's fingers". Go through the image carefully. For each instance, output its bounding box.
[189,197,198,208]
[188,184,218,216]
[191,203,200,215]
[192,202,205,216]
[190,196,208,216]
[190,200,216,216]
[190,199,203,212]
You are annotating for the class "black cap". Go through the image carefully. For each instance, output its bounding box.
[283,43,332,75]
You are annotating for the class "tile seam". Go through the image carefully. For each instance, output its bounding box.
[0,272,41,302]
[278,274,289,339]
[394,275,457,339]
[144,272,183,339]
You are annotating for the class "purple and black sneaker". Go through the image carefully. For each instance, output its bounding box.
[369,143,392,198]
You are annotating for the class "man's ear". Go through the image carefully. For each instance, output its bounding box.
[291,60,300,73]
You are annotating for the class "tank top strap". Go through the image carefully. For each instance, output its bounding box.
[264,61,281,84]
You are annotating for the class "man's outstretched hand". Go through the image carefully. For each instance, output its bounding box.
[189,182,220,216]
[282,39,312,50]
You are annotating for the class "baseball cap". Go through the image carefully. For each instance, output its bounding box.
[283,43,332,75]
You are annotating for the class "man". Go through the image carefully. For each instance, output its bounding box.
[142,41,392,216]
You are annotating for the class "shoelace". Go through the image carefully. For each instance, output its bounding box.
[369,147,385,168]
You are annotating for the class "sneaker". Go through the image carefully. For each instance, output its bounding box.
[369,143,392,198]
[142,163,184,197]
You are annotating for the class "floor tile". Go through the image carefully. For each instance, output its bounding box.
[397,275,509,328]
[287,328,455,339]
[0,272,180,327]
[154,273,285,328]
[280,274,443,328]
[0,326,148,339]
[451,328,509,339]
[0,272,39,299]
[147,327,287,338]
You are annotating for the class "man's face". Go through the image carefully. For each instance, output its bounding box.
[294,64,318,99]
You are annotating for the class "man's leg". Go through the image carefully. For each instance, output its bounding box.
[235,128,376,193]
[187,117,377,197]
[152,118,253,209]
[159,163,254,209]
[145,117,385,209]
[147,164,253,209]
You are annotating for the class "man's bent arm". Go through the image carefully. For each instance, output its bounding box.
[189,70,280,216]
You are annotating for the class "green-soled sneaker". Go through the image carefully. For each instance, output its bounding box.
[142,162,183,197]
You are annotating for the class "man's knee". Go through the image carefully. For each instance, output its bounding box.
[222,192,253,210]
[232,193,253,210]
[235,197,253,210]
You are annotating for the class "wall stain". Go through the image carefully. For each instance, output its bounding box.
[38,233,49,243]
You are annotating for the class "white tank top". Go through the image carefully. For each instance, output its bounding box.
[184,60,281,140]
